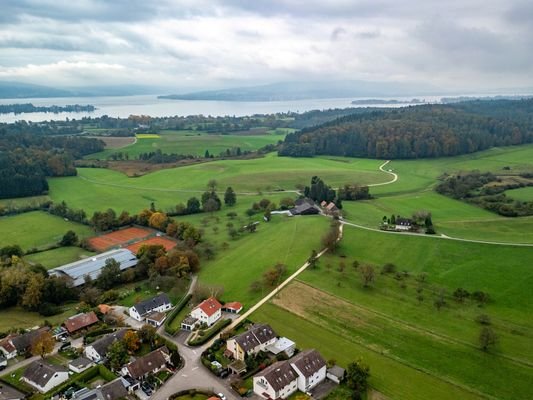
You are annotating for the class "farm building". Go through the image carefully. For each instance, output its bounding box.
[49,249,137,287]
[289,199,321,216]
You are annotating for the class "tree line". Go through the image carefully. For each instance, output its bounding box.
[0,130,105,199]
[279,99,533,159]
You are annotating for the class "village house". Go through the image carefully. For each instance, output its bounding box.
[0,383,25,400]
[22,360,69,393]
[253,349,327,399]
[181,297,222,330]
[68,357,94,374]
[64,312,99,335]
[129,293,172,322]
[12,328,50,356]
[71,377,130,400]
[0,336,17,360]
[395,217,413,231]
[84,329,128,362]
[121,347,170,381]
[226,324,277,361]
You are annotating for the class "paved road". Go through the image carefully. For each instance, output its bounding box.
[368,160,398,187]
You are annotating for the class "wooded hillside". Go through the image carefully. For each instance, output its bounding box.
[279,100,533,159]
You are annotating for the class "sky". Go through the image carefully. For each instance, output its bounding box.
[0,0,532,92]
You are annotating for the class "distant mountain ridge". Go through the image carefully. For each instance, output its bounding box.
[0,81,161,99]
[159,80,441,102]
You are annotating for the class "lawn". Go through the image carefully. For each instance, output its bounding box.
[116,279,188,308]
[505,186,533,202]
[46,154,385,214]
[0,211,94,251]
[0,303,79,333]
[25,246,96,269]
[197,214,329,306]
[86,129,286,159]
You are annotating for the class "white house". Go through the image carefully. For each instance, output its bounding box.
[84,329,128,362]
[190,297,222,327]
[0,336,17,360]
[395,218,412,231]
[253,349,327,399]
[129,293,172,322]
[253,361,298,399]
[226,324,277,361]
[22,361,69,393]
[290,349,327,393]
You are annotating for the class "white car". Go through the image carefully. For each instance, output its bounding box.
[217,394,227,400]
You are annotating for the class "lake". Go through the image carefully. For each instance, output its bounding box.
[0,95,445,123]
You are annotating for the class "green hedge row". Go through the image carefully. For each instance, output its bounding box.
[188,318,232,346]
[164,293,192,335]
[48,365,117,398]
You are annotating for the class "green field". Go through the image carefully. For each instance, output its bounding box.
[0,211,93,251]
[25,246,96,269]
[505,186,533,202]
[0,304,79,332]
[86,129,287,159]
[44,154,385,214]
[249,223,533,400]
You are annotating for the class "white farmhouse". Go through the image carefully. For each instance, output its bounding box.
[22,361,69,393]
[129,293,172,322]
[190,297,222,327]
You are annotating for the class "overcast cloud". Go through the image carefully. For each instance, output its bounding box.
[0,0,532,91]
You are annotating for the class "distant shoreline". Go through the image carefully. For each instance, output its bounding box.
[0,103,96,114]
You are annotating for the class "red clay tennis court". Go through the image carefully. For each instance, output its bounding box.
[126,236,177,254]
[88,227,152,252]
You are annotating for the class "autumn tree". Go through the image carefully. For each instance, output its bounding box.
[22,274,45,310]
[359,265,375,288]
[149,212,169,231]
[31,330,55,358]
[263,263,287,287]
[123,330,140,353]
[138,324,157,347]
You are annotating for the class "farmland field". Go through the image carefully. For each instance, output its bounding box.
[86,129,286,159]
[505,186,533,202]
[249,222,533,400]
[0,211,93,251]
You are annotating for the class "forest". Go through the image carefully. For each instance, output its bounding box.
[0,131,105,199]
[279,99,533,159]
[0,103,96,114]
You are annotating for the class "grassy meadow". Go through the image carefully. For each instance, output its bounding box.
[249,223,533,400]
[505,186,533,202]
[86,129,286,159]
[24,246,96,269]
[0,211,93,251]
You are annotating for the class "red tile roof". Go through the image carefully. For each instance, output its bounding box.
[64,311,99,333]
[223,302,243,312]
[196,297,222,317]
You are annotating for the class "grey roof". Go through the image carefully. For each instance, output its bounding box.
[327,365,346,379]
[290,349,326,378]
[100,378,128,400]
[255,361,298,392]
[72,378,128,400]
[90,329,128,358]
[49,249,137,287]
[11,327,49,353]
[23,360,68,388]
[290,200,320,216]
[125,347,169,379]
[69,357,93,369]
[0,383,25,400]
[132,293,171,317]
[234,324,277,353]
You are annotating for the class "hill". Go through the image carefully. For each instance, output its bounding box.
[279,99,533,159]
[159,80,439,102]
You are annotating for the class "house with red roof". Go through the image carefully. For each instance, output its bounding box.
[64,312,99,334]
[182,297,222,330]
[222,302,243,314]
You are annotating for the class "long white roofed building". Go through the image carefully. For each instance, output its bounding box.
[49,249,137,287]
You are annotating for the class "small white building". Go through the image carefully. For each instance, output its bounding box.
[69,357,94,373]
[227,324,277,361]
[266,337,296,358]
[22,361,69,393]
[189,297,222,327]
[327,365,346,384]
[0,337,16,360]
[129,293,172,322]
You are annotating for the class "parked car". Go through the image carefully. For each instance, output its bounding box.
[219,369,229,379]
[217,393,227,400]
[59,341,72,351]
